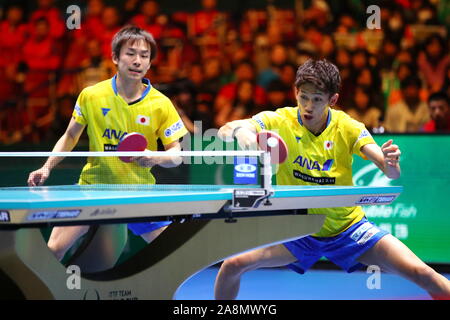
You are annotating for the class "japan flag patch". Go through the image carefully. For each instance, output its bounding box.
[136,115,150,126]
[324,140,333,150]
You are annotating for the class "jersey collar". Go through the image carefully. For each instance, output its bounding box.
[111,74,152,103]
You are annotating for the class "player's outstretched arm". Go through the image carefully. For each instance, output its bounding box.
[218,120,258,150]
[27,118,86,186]
[361,139,401,179]
[131,140,183,168]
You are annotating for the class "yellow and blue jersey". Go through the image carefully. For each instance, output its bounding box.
[72,75,188,185]
[250,107,376,237]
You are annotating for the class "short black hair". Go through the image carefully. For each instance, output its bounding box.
[428,91,449,105]
[111,25,158,62]
[294,59,341,95]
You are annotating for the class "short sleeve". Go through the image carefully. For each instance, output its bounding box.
[350,120,376,159]
[72,89,88,125]
[249,111,283,132]
[157,98,188,145]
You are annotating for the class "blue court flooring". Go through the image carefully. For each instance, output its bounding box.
[176,266,450,300]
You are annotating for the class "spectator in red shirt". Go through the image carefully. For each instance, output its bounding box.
[216,60,267,105]
[188,0,227,38]
[215,79,261,127]
[422,91,450,133]
[80,0,106,41]
[0,6,28,106]
[29,0,65,40]
[22,17,61,120]
[214,60,267,127]
[418,34,450,93]
[0,6,28,68]
[23,17,61,71]
[130,0,164,40]
[18,16,62,141]
[60,0,106,97]
[98,6,122,59]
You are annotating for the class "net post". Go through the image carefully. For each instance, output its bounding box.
[261,152,272,190]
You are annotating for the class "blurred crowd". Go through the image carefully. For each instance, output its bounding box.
[0,0,449,144]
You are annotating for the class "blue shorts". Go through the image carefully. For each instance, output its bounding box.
[283,217,388,274]
[128,221,172,236]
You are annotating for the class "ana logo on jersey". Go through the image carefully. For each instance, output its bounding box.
[136,115,150,126]
[293,155,334,171]
[102,128,127,140]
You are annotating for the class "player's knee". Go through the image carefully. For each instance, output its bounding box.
[47,240,67,261]
[47,226,89,261]
[221,256,253,277]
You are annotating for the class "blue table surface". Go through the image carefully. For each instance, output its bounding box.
[0,184,403,209]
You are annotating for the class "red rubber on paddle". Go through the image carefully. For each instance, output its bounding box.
[256,130,288,164]
[117,132,148,163]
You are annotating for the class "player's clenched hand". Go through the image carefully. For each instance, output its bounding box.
[381,139,401,167]
[130,156,159,168]
[130,153,182,168]
[234,128,258,150]
[234,127,258,151]
[28,167,50,186]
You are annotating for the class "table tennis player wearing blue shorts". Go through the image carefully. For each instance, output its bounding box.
[215,59,450,300]
[27,26,187,261]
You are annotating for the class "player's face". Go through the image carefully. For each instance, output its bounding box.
[296,83,338,127]
[113,40,151,81]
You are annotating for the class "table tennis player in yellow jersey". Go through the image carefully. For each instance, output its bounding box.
[215,59,450,300]
[27,26,188,261]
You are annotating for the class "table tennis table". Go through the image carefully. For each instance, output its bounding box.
[0,184,402,300]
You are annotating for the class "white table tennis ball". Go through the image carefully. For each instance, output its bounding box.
[267,137,278,147]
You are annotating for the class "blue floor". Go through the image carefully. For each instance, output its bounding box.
[175,266,450,300]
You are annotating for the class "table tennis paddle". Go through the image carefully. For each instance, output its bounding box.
[117,132,148,163]
[256,130,288,164]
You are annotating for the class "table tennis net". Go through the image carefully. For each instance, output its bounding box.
[0,151,270,188]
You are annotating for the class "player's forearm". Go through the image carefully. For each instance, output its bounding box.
[383,163,401,180]
[218,120,257,142]
[44,132,79,170]
[42,118,85,171]
[138,142,183,168]
[154,154,183,168]
[361,142,401,180]
[370,155,401,180]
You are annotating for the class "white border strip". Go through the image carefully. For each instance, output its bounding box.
[0,151,265,157]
